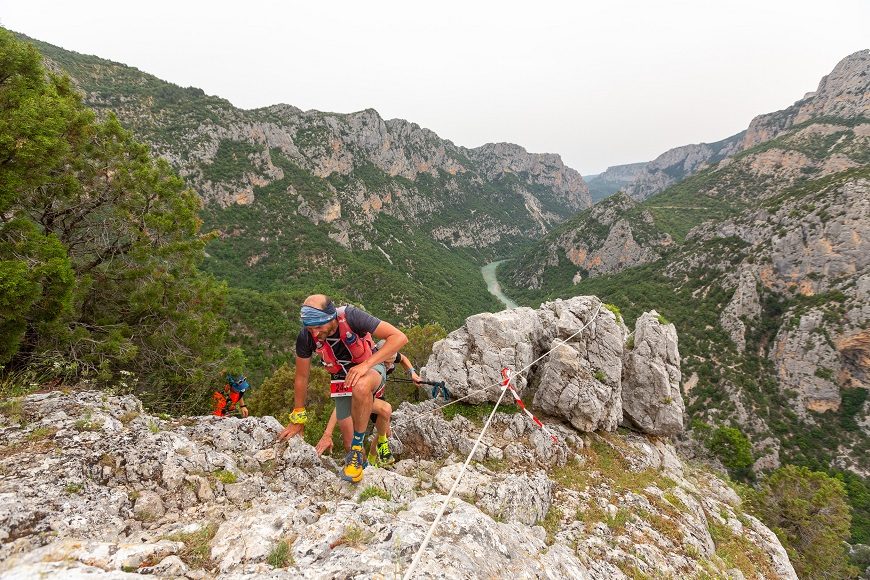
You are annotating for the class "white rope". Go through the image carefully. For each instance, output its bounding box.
[402,303,603,578]
[402,373,511,580]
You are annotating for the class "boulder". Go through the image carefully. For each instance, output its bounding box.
[621,311,684,436]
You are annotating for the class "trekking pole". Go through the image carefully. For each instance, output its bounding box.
[386,378,450,400]
[386,377,441,387]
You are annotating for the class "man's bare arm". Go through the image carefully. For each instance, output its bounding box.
[343,321,407,389]
[278,356,312,440]
[367,321,408,367]
[294,356,311,409]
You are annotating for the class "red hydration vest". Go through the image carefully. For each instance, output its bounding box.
[313,306,376,376]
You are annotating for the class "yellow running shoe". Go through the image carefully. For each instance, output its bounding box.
[376,439,395,466]
[341,445,366,483]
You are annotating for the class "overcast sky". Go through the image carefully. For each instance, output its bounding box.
[2,0,868,174]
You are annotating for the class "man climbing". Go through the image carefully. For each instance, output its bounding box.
[315,351,422,466]
[213,374,250,418]
[278,295,407,483]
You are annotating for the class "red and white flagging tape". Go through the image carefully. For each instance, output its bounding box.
[500,367,558,443]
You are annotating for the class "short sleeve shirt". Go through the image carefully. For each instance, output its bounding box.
[295,305,382,378]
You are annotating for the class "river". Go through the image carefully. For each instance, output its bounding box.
[481,260,519,309]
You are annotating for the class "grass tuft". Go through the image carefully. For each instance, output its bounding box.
[213,469,237,484]
[358,486,391,502]
[162,522,218,570]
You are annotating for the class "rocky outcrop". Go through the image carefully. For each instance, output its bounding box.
[586,51,869,204]
[37,37,591,248]
[425,296,686,437]
[622,311,685,436]
[573,218,661,276]
[720,266,762,351]
[771,308,843,415]
[424,296,622,406]
[534,341,623,432]
[685,176,870,427]
[0,389,796,578]
[744,49,870,149]
[469,142,590,212]
[506,193,672,290]
[585,162,647,202]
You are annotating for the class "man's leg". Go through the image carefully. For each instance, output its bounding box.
[349,370,380,433]
[338,417,353,452]
[372,398,391,441]
[341,368,382,482]
[367,398,392,465]
[372,399,395,466]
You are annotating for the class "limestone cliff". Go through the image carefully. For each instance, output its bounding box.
[592,50,869,203]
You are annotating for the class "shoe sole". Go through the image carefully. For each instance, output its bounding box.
[339,471,364,483]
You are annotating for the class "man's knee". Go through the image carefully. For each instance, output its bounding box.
[373,399,392,420]
[352,380,373,398]
[352,370,381,397]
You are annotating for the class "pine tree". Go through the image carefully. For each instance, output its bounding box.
[0,28,236,412]
[749,465,857,579]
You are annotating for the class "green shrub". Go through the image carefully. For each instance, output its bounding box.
[74,413,104,432]
[539,505,563,545]
[705,425,754,481]
[162,522,218,569]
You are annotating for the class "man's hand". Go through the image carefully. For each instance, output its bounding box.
[315,435,333,455]
[344,362,371,389]
[241,406,249,418]
[278,423,303,441]
[411,371,422,385]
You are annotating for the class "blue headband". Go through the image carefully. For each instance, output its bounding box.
[301,303,337,327]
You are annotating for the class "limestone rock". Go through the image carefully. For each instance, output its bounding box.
[622,311,685,436]
[771,308,841,416]
[534,342,623,432]
[133,490,166,521]
[425,295,622,416]
[434,463,553,525]
[424,307,544,403]
[0,389,797,579]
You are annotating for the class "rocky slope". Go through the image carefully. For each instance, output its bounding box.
[0,298,797,578]
[500,50,870,533]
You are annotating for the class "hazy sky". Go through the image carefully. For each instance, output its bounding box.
[2,0,868,174]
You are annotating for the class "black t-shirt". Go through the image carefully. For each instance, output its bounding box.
[296,305,382,378]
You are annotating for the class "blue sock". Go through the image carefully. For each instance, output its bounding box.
[351,431,365,448]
